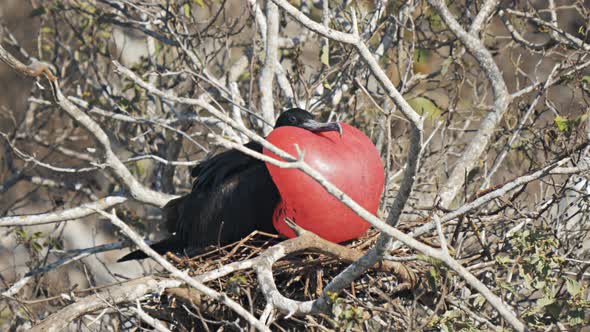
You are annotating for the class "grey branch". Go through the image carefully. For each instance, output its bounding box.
[258,1,280,134]
[0,196,127,227]
[427,0,510,207]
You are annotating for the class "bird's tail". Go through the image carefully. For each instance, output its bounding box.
[117,236,181,262]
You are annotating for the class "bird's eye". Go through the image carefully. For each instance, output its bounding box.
[288,115,297,123]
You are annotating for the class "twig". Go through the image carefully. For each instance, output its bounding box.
[504,8,590,50]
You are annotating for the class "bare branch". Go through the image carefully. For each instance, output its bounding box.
[428,0,510,207]
[0,196,127,227]
[469,0,499,35]
[392,151,584,252]
[258,1,280,133]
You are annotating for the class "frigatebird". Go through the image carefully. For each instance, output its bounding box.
[118,108,341,261]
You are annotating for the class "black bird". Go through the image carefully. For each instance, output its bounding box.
[118,108,341,261]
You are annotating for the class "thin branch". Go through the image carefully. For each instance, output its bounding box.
[392,151,582,252]
[499,10,555,51]
[469,0,499,35]
[2,241,128,297]
[482,64,561,188]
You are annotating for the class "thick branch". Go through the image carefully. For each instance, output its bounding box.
[258,1,279,133]
[0,196,127,227]
[469,0,499,35]
[428,0,510,207]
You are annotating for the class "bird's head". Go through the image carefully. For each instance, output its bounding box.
[274,108,342,136]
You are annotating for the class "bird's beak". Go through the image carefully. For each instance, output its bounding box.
[301,119,343,137]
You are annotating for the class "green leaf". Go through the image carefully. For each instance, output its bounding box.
[408,97,442,120]
[495,254,511,265]
[416,254,442,266]
[16,229,28,239]
[30,7,46,17]
[536,296,555,309]
[426,267,440,290]
[440,57,453,76]
[566,278,582,297]
[442,309,461,320]
[545,301,562,319]
[498,281,517,295]
[441,323,452,332]
[427,11,444,31]
[228,274,247,285]
[554,115,569,132]
[320,44,330,66]
[473,294,486,308]
[413,48,430,64]
[581,76,590,84]
[183,3,191,17]
[32,241,43,253]
[194,0,205,8]
[531,279,546,290]
[567,308,586,325]
[327,291,339,303]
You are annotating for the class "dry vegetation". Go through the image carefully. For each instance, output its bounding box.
[1,0,590,331]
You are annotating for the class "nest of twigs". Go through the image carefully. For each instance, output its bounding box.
[136,230,426,331]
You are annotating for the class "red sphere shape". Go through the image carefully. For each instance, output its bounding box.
[263,123,384,243]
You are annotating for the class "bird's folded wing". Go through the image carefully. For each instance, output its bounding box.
[190,141,263,190]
